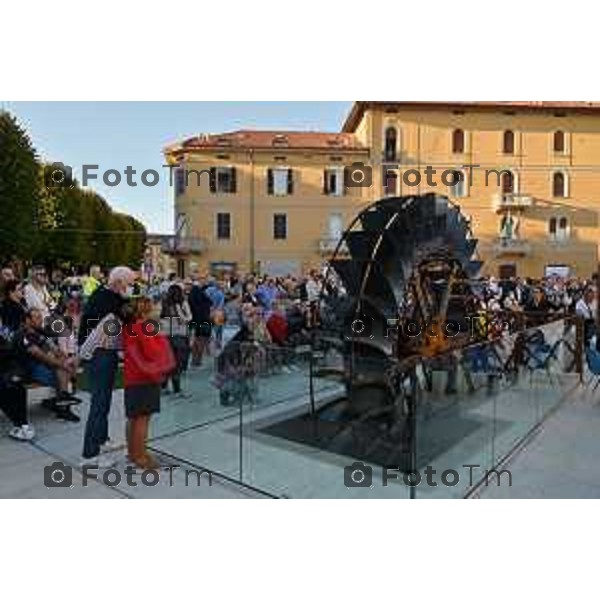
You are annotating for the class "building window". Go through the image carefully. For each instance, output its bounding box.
[448,170,467,198]
[553,171,567,197]
[175,167,186,196]
[216,212,231,240]
[209,167,237,193]
[501,170,515,195]
[323,167,344,196]
[500,213,519,240]
[384,169,398,196]
[554,130,566,153]
[273,213,287,240]
[503,130,515,154]
[559,217,569,238]
[452,129,465,154]
[328,213,343,241]
[549,216,570,241]
[268,168,294,196]
[384,126,398,161]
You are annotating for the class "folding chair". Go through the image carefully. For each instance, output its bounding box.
[521,330,563,388]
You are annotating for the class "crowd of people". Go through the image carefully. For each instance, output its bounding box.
[0,261,598,468]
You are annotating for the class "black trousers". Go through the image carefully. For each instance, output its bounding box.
[163,336,190,393]
[0,380,28,427]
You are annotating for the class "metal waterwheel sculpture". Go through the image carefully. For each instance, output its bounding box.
[310,194,482,465]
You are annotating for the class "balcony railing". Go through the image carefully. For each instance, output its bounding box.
[492,237,532,257]
[492,193,535,212]
[319,237,348,255]
[161,236,206,254]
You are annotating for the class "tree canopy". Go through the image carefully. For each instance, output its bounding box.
[0,110,147,270]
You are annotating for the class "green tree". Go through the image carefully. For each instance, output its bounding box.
[1,110,147,269]
[0,111,43,262]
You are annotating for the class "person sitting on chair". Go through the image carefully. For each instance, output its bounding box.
[0,319,35,441]
[575,287,597,347]
[14,308,81,422]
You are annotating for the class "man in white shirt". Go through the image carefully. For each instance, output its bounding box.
[576,287,597,345]
[23,266,54,321]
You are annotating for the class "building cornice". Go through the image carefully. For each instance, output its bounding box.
[341,101,600,132]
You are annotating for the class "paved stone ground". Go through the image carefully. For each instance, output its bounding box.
[1,351,597,498]
[480,386,600,499]
[0,388,267,499]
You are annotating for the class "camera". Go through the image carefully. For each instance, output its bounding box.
[344,162,373,188]
[44,162,74,189]
[44,462,73,488]
[44,314,73,338]
[344,462,373,488]
[345,312,374,341]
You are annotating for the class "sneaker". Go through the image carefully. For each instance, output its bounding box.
[8,425,35,441]
[101,438,125,453]
[57,392,82,406]
[174,390,193,399]
[43,396,79,410]
[22,424,36,440]
[80,455,117,469]
[55,407,81,422]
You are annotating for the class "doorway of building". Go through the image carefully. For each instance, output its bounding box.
[498,264,517,279]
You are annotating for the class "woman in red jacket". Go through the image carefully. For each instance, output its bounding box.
[124,297,175,469]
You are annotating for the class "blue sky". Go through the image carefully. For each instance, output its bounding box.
[3,101,353,233]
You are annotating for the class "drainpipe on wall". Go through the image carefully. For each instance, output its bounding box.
[249,148,256,272]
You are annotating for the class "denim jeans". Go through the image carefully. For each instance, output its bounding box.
[82,349,119,458]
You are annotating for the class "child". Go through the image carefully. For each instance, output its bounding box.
[124,297,175,469]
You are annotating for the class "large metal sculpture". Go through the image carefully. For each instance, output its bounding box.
[312,193,482,432]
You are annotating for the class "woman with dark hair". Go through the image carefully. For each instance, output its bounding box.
[0,280,26,333]
[160,284,192,396]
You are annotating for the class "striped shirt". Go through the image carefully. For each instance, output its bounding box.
[79,313,122,360]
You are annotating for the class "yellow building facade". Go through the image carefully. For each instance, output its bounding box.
[164,101,600,279]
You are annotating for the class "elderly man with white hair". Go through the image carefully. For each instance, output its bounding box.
[78,266,136,467]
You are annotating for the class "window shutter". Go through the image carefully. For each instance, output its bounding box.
[287,168,294,195]
[553,172,566,198]
[504,131,514,154]
[385,127,397,161]
[323,169,330,195]
[267,169,274,195]
[452,129,465,154]
[230,167,237,193]
[209,168,217,193]
[175,168,185,196]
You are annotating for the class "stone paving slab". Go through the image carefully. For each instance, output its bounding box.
[481,388,600,499]
[1,352,595,499]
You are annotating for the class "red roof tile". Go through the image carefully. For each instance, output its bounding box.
[167,130,366,154]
